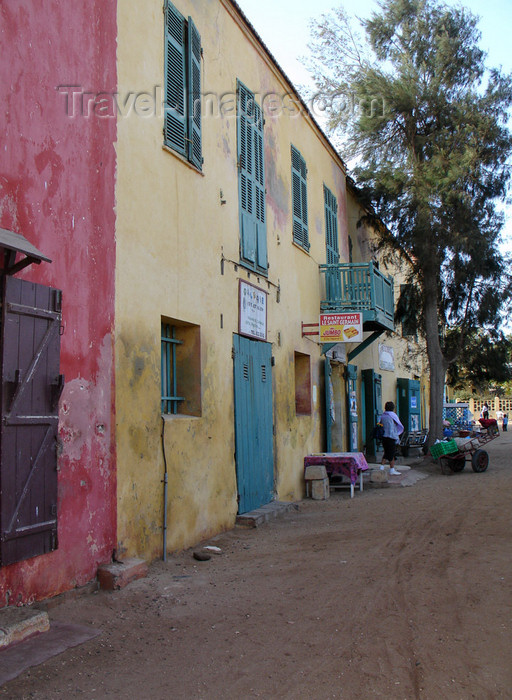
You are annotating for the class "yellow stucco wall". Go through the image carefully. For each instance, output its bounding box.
[115,0,353,559]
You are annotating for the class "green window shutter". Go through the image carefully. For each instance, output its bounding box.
[291,145,309,250]
[238,82,256,265]
[253,102,267,271]
[324,185,341,302]
[164,1,186,156]
[187,17,202,169]
[237,82,267,273]
[324,185,339,264]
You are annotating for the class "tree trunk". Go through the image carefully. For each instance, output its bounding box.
[423,271,447,445]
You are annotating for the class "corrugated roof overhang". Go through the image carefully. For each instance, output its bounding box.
[0,228,51,275]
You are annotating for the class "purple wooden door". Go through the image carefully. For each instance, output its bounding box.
[0,276,63,567]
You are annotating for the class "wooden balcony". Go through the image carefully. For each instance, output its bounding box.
[319,262,394,332]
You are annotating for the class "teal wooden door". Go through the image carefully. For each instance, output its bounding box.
[397,378,421,431]
[362,369,382,456]
[233,335,274,513]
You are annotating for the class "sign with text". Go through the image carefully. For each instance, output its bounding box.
[319,313,363,343]
[239,280,267,340]
[378,343,395,371]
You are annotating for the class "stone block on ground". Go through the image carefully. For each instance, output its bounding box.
[311,477,329,500]
[304,464,327,480]
[97,558,148,591]
[370,468,389,483]
[0,607,50,649]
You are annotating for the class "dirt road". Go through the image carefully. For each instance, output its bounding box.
[1,431,511,699]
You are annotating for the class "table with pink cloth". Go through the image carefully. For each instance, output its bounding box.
[304,452,369,498]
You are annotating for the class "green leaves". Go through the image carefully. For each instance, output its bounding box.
[309,0,512,428]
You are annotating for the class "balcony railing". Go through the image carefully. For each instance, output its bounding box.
[319,262,394,331]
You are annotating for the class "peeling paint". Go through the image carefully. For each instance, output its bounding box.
[0,0,117,605]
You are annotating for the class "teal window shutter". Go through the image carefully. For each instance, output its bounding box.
[238,83,256,265]
[324,185,341,302]
[291,145,309,250]
[254,102,267,271]
[237,81,267,273]
[324,185,339,265]
[187,17,202,169]
[164,1,186,156]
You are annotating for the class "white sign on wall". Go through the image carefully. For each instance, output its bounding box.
[239,279,267,340]
[379,343,395,371]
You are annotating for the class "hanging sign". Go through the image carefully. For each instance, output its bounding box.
[239,280,267,340]
[319,313,363,343]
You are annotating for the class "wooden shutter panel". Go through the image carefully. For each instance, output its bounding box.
[0,277,63,567]
[324,185,339,265]
[238,82,267,272]
[187,17,202,169]
[164,1,187,156]
[238,83,256,265]
[324,185,341,302]
[253,103,267,271]
[291,146,309,250]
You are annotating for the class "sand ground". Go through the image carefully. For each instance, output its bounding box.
[1,430,511,699]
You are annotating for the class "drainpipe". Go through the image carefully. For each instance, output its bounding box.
[161,417,168,562]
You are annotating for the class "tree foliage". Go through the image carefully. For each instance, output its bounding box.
[308,0,512,439]
[445,331,512,392]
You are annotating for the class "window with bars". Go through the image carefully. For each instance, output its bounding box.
[161,319,201,416]
[237,80,267,273]
[291,145,309,251]
[161,323,183,414]
[164,0,202,169]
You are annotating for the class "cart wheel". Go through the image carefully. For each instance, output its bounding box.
[471,449,489,473]
[401,445,409,458]
[449,455,466,472]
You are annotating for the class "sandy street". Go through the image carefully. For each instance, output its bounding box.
[1,430,511,699]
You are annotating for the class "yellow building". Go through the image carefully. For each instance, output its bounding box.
[114,0,427,561]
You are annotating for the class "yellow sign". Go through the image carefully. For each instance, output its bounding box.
[319,313,363,343]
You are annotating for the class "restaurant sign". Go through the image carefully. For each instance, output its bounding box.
[319,313,363,343]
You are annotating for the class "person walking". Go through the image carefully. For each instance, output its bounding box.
[481,403,489,420]
[379,401,405,476]
[503,414,508,432]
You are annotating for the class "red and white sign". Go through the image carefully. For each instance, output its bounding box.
[319,313,363,343]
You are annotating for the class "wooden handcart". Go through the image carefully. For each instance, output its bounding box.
[431,420,499,474]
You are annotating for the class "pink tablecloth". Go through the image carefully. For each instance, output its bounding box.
[304,452,369,485]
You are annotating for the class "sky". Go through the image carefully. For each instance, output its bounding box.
[235,0,512,250]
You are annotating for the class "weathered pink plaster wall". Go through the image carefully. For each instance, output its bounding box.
[0,0,117,605]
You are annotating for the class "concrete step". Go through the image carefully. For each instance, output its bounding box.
[0,606,50,650]
[236,501,299,528]
[97,558,148,591]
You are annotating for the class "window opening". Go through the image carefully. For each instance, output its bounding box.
[161,323,184,414]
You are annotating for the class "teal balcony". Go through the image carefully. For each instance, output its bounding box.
[319,262,395,332]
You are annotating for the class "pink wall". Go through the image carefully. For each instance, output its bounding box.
[0,0,117,604]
